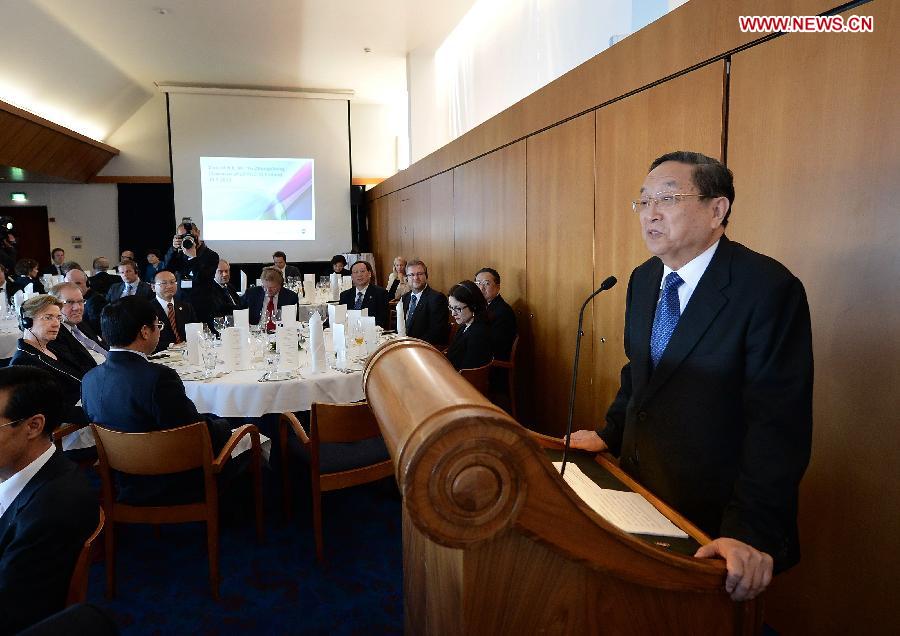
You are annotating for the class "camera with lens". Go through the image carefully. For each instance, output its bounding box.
[178,217,196,250]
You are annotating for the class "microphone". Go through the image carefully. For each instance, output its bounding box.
[560,275,617,476]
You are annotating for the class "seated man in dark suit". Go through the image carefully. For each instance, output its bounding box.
[211,259,242,318]
[241,267,299,330]
[65,269,106,334]
[475,267,518,360]
[400,260,449,347]
[0,264,17,308]
[105,260,153,302]
[82,297,241,505]
[271,251,301,280]
[0,366,99,635]
[47,282,108,376]
[339,260,390,328]
[41,248,66,277]
[87,257,118,298]
[151,271,198,352]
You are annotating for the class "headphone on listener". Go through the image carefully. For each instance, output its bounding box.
[19,305,33,331]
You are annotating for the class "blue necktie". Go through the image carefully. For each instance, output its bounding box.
[354,291,364,310]
[406,294,418,330]
[649,272,684,367]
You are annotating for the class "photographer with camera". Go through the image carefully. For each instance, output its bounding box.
[162,219,219,323]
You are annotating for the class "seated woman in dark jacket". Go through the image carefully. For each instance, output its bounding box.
[10,294,88,427]
[445,280,493,371]
[13,258,46,294]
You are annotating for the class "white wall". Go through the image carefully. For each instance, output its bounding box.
[408,44,448,163]
[350,102,407,178]
[98,92,170,177]
[0,184,118,267]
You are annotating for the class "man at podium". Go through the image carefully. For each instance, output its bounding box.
[571,151,813,602]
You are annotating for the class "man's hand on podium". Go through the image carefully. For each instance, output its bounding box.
[568,430,609,452]
[694,537,773,601]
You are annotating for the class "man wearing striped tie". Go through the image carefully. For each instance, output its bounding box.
[569,151,813,603]
[47,282,109,375]
[151,271,197,353]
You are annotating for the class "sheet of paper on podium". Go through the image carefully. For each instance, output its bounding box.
[553,462,688,538]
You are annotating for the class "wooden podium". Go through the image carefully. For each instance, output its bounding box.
[364,339,761,635]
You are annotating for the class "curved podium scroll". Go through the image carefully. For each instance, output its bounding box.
[364,338,761,635]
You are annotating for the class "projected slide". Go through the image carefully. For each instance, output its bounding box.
[200,157,315,241]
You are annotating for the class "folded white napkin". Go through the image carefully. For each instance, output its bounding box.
[330,273,340,301]
[396,298,407,336]
[185,323,203,365]
[309,312,326,373]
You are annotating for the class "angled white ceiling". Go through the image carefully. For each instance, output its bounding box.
[1,0,475,141]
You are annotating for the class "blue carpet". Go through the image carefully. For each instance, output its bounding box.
[85,475,403,635]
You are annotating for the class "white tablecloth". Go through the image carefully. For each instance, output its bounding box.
[0,319,20,358]
[181,367,364,418]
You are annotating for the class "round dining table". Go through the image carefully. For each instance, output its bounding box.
[0,318,21,360]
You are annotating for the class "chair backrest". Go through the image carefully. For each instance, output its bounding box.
[460,362,492,396]
[311,402,382,444]
[91,422,212,475]
[66,507,104,606]
[507,334,519,365]
[52,422,88,452]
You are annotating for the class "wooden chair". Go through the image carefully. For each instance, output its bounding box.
[460,362,492,397]
[92,422,264,600]
[490,334,520,419]
[66,507,105,607]
[279,402,393,563]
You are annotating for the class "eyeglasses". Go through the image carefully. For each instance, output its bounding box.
[631,192,708,213]
[448,304,468,314]
[156,280,177,286]
[152,320,165,331]
[474,279,494,288]
[62,299,85,306]
[36,314,64,323]
[407,272,427,278]
[0,415,32,430]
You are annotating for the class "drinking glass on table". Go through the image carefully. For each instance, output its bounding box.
[264,349,281,375]
[213,316,226,335]
[201,345,218,379]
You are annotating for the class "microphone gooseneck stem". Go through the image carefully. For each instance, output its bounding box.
[561,276,617,476]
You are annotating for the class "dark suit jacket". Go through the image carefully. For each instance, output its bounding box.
[0,450,98,635]
[486,295,517,361]
[446,319,492,371]
[144,262,165,284]
[599,236,813,572]
[87,272,118,297]
[82,350,227,505]
[152,298,198,352]
[273,265,301,279]
[10,341,88,424]
[163,243,220,323]
[210,283,242,318]
[401,286,449,347]
[105,280,154,302]
[241,286,300,325]
[82,290,106,334]
[41,264,65,277]
[47,323,107,377]
[13,275,45,295]
[339,285,390,328]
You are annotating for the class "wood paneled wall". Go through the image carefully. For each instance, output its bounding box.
[368,0,898,630]
[726,2,899,632]
[0,100,118,182]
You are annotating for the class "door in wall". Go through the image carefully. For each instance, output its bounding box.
[0,206,51,270]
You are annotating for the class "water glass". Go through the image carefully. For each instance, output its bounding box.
[264,349,281,374]
[201,347,218,378]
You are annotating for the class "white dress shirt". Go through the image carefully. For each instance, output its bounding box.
[660,239,720,314]
[0,444,54,517]
[109,347,148,360]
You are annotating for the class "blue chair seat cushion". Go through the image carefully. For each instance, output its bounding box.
[289,434,390,474]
